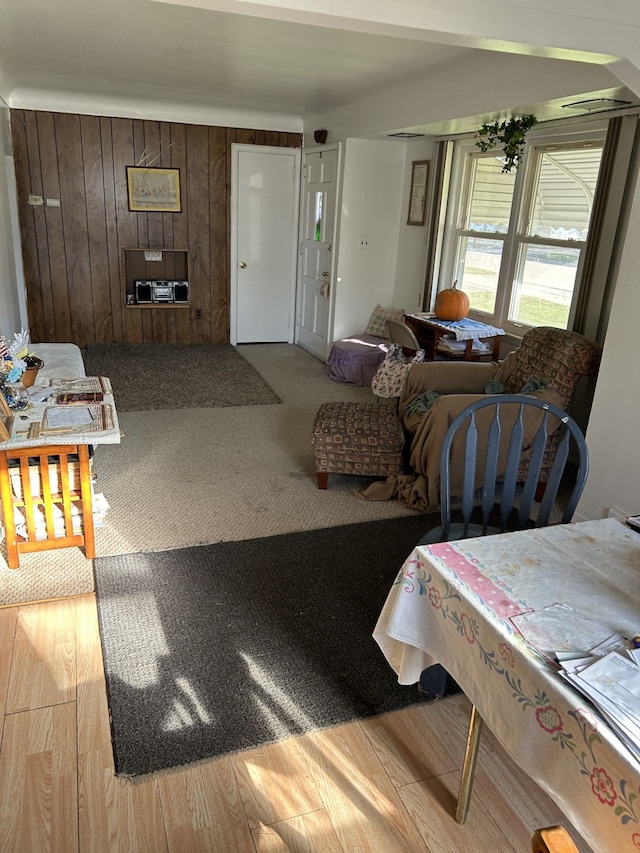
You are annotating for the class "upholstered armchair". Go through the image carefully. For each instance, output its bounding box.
[376,326,602,512]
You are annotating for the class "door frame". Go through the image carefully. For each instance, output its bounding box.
[230,143,301,345]
[294,142,342,361]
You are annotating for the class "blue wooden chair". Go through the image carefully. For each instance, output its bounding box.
[421,393,589,545]
[415,394,589,823]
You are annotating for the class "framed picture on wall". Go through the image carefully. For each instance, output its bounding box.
[407,160,430,226]
[126,167,182,212]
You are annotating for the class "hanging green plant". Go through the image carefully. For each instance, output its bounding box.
[475,115,538,173]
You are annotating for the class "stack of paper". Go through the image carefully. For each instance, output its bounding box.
[42,405,95,433]
[557,635,640,762]
[437,336,491,355]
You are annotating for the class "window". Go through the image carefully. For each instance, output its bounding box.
[441,126,606,336]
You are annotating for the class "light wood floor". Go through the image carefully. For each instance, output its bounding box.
[0,594,592,853]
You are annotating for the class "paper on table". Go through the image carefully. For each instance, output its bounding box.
[437,338,491,354]
[43,405,94,430]
[26,385,54,403]
[560,646,640,761]
[577,652,640,713]
[510,603,616,654]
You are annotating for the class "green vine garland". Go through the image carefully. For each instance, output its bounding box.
[475,115,538,172]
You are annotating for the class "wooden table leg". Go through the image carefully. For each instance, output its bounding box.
[491,335,501,360]
[0,451,20,568]
[455,704,484,823]
[78,444,95,559]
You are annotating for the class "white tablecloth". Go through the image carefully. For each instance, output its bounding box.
[374,517,640,852]
[31,343,86,382]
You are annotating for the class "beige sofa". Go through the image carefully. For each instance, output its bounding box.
[362,327,602,512]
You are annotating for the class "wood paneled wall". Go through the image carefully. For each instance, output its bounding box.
[10,110,301,347]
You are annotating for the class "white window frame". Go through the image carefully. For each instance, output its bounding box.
[438,120,608,338]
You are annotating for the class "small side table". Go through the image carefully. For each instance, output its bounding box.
[403,314,505,361]
[0,379,120,568]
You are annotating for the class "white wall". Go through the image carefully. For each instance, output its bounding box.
[576,173,640,521]
[332,139,407,341]
[0,102,22,339]
[393,138,434,313]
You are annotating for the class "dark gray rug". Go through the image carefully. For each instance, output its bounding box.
[83,343,281,411]
[94,514,442,777]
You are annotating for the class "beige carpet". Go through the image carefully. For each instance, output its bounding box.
[0,344,420,605]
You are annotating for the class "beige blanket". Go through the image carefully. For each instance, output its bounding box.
[360,358,563,512]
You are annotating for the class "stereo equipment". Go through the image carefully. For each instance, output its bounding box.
[135,280,153,303]
[172,281,190,303]
[151,280,174,302]
[134,280,189,305]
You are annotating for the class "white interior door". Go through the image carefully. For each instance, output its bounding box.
[231,145,300,343]
[295,147,339,361]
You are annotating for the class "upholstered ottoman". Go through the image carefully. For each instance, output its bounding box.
[310,401,405,489]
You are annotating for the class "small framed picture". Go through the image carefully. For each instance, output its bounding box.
[407,160,430,226]
[126,167,182,213]
[0,393,14,441]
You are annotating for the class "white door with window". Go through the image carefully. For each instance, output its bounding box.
[295,146,339,360]
[231,145,300,343]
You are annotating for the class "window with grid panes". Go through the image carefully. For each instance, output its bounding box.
[446,133,605,335]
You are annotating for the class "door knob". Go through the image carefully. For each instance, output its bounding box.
[322,271,329,277]
[240,261,247,269]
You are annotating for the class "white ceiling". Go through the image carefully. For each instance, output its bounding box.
[0,0,637,136]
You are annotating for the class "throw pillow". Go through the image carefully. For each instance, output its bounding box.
[364,304,404,338]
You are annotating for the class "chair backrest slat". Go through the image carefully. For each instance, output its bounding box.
[500,403,525,530]
[481,414,501,531]
[460,412,479,536]
[518,410,552,526]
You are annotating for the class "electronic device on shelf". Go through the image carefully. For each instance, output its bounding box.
[133,280,189,304]
[151,280,174,302]
[172,281,189,303]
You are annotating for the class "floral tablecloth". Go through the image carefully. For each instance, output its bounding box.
[374,517,640,852]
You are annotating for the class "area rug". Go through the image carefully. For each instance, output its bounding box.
[83,343,281,411]
[94,513,442,777]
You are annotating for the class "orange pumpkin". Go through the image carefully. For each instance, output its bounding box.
[434,281,470,321]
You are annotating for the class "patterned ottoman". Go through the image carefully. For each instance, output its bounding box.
[310,401,405,489]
